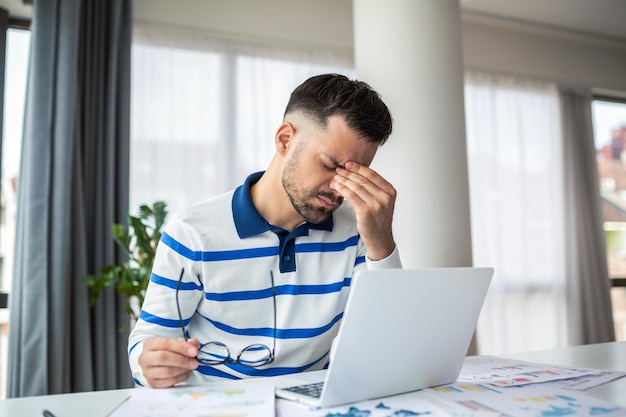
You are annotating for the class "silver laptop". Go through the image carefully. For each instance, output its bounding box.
[275,267,494,408]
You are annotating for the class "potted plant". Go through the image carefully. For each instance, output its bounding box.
[84,201,168,326]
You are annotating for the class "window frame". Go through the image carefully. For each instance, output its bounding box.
[593,93,626,289]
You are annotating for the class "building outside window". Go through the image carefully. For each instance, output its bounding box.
[0,27,30,399]
[592,98,626,341]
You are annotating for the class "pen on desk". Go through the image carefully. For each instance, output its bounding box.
[105,395,131,417]
[42,410,57,417]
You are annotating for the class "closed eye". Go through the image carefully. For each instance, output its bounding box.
[321,154,344,171]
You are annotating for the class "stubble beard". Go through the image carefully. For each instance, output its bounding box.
[281,147,343,224]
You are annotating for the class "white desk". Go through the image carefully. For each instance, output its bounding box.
[1,341,625,416]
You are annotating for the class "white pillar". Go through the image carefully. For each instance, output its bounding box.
[354,0,472,268]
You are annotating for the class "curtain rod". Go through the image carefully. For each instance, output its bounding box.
[9,17,30,30]
[593,94,626,104]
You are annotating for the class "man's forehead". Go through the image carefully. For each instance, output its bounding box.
[293,113,378,165]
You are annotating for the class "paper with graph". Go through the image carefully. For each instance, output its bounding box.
[275,390,470,417]
[109,380,275,417]
[458,355,626,388]
[425,381,626,416]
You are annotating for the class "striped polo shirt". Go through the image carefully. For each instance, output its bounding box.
[128,171,401,387]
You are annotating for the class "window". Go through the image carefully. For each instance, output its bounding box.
[130,25,354,215]
[0,27,31,399]
[465,72,567,355]
[592,97,626,341]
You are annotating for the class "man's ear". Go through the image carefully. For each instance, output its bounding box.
[275,122,296,156]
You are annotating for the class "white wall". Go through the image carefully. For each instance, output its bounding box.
[133,0,353,55]
[134,0,626,93]
[461,14,626,92]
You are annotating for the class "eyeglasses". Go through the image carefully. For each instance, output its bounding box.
[175,268,276,367]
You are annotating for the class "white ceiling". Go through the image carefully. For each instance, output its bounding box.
[2,0,626,42]
[460,0,626,41]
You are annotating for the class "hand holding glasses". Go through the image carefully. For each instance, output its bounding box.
[175,268,276,367]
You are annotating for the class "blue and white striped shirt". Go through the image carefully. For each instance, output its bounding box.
[128,172,401,386]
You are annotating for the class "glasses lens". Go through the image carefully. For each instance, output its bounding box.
[237,344,273,367]
[197,341,230,365]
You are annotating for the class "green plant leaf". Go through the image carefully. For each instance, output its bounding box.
[152,201,168,233]
[84,201,167,331]
[111,223,131,253]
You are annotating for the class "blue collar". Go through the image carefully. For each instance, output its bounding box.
[232,171,334,238]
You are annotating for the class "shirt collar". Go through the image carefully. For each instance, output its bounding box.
[232,171,334,239]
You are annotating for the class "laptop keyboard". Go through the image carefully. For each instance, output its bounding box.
[283,381,325,399]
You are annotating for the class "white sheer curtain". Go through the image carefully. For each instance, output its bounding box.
[464,72,568,355]
[130,24,354,214]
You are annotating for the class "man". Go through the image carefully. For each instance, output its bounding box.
[128,73,402,388]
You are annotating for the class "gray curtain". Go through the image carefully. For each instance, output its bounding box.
[7,0,133,397]
[560,87,616,345]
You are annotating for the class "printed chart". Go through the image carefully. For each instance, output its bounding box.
[275,390,472,417]
[459,356,626,391]
[459,356,599,387]
[426,382,626,417]
[109,380,275,417]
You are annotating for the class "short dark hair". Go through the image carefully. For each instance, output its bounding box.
[284,74,393,146]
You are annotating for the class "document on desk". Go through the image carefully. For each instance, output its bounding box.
[277,381,626,417]
[108,380,275,417]
[425,382,626,417]
[276,389,473,417]
[458,355,626,389]
[538,370,626,391]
